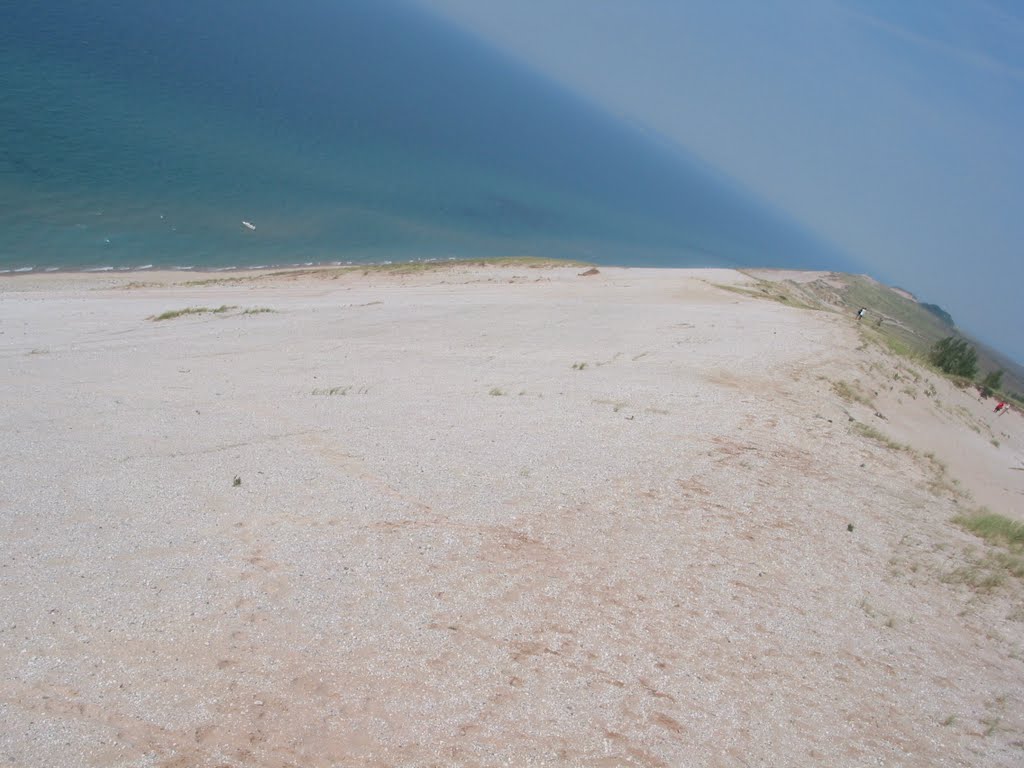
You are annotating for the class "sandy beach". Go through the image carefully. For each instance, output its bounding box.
[1,263,1022,767]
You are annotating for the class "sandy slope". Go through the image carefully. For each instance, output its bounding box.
[0,265,1022,767]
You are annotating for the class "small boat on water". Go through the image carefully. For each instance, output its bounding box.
[242,220,256,231]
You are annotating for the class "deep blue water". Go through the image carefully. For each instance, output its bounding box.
[0,0,851,272]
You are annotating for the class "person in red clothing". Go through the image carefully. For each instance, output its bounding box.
[994,400,1007,414]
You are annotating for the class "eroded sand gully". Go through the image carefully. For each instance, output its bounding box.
[1,265,1022,767]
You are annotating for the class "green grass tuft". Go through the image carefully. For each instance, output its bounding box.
[954,510,1024,551]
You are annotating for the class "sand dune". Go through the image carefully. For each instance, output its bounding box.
[1,264,1022,767]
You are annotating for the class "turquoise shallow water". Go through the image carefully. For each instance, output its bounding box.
[0,0,851,273]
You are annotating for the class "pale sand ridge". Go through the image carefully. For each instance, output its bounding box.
[1,265,1022,767]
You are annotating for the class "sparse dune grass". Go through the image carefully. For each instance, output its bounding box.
[946,509,1024,590]
[917,451,971,502]
[313,386,351,396]
[852,422,910,451]
[473,256,590,269]
[185,276,253,287]
[182,257,590,285]
[851,429,970,505]
[119,281,158,290]
[312,386,367,396]
[149,305,275,321]
[713,279,819,310]
[150,305,237,321]
[832,379,874,407]
[357,256,590,276]
[954,510,1024,551]
[927,471,966,501]
[941,563,1007,592]
[857,325,927,365]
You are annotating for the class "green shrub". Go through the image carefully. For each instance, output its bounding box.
[930,336,978,378]
[981,369,1004,392]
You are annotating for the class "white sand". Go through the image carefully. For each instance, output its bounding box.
[1,264,1022,767]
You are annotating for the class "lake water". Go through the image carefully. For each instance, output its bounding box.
[0,0,851,273]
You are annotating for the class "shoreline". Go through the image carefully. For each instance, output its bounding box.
[0,257,843,292]
[0,258,448,277]
[0,256,594,283]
